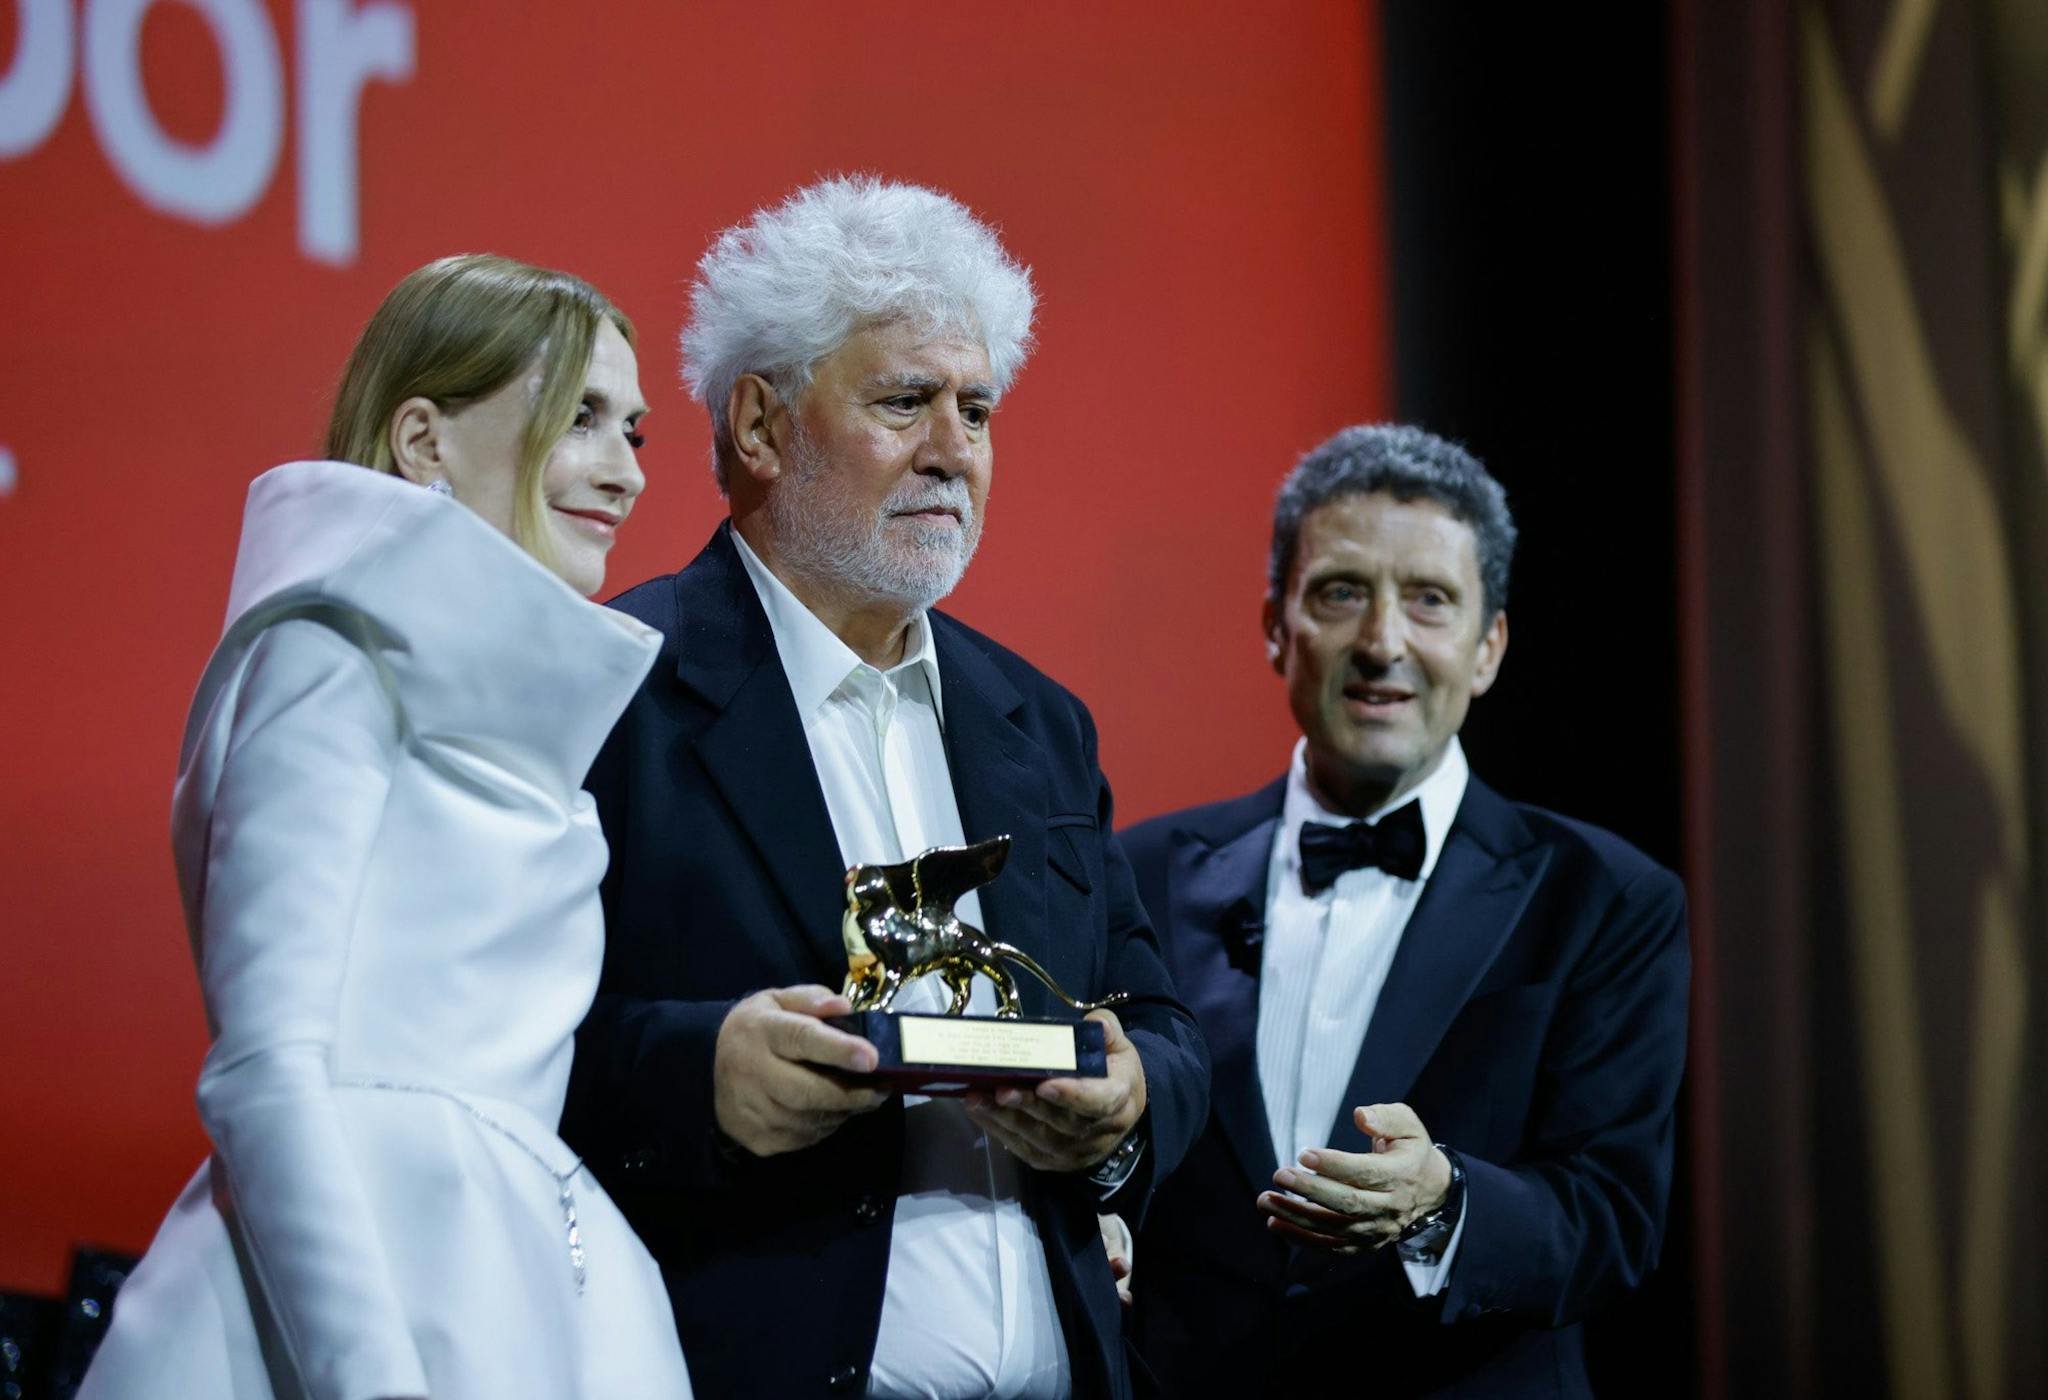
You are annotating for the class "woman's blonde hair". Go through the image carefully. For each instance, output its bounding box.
[325,253,636,569]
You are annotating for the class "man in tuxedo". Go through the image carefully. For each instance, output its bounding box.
[1119,425,1689,1396]
[560,176,1208,1399]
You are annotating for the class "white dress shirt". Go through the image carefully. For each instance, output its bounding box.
[733,533,1069,1400]
[1258,735,1471,1295]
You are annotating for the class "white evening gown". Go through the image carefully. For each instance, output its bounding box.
[79,462,694,1400]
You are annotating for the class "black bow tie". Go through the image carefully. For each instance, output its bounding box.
[1297,800,1427,893]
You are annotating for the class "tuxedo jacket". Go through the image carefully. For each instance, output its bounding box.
[1120,773,1689,1398]
[560,526,1210,1399]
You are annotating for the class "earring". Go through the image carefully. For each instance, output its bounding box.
[426,479,452,496]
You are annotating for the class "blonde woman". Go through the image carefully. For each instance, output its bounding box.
[79,256,694,1400]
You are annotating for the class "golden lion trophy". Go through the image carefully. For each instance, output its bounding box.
[834,835,1127,1093]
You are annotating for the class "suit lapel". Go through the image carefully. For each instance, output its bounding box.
[1172,782,1286,1192]
[674,527,848,977]
[1326,777,1551,1154]
[930,620,1051,1009]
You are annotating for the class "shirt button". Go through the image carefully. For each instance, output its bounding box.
[828,1363,862,1391]
[620,1148,657,1173]
[853,1194,883,1226]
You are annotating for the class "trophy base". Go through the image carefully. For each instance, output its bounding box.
[832,1011,1107,1095]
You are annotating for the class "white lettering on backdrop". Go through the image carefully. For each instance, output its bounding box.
[0,0,71,157]
[0,0,415,263]
[0,0,414,498]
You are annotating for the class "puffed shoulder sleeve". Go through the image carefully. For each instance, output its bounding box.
[187,618,429,1400]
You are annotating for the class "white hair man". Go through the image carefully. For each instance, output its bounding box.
[561,176,1211,1400]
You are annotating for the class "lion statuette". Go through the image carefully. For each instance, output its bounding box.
[840,836,1128,1019]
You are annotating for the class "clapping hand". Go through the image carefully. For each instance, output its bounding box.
[1257,1102,1450,1253]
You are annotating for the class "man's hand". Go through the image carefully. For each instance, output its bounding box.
[1098,1212,1134,1307]
[713,985,891,1156]
[964,1009,1146,1173]
[1258,1102,1450,1254]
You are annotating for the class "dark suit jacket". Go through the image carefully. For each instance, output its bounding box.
[1120,772,1689,1398]
[561,526,1209,1399]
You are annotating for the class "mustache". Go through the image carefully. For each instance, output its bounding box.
[884,480,974,523]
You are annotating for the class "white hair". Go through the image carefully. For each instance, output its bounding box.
[681,175,1037,491]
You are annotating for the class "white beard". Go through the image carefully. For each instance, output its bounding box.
[765,428,982,612]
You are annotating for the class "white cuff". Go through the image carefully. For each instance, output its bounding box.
[1400,1200,1466,1297]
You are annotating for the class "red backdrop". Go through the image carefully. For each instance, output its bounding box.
[0,0,1390,1293]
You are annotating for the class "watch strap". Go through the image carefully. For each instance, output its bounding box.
[1395,1143,1465,1260]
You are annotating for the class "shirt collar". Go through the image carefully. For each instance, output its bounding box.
[730,525,945,719]
[1278,735,1469,886]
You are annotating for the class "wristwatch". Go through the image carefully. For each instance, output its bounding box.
[1087,1125,1147,1195]
[1395,1144,1465,1263]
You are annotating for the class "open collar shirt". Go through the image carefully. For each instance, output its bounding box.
[733,532,1069,1400]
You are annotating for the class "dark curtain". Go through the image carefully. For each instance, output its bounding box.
[1675,1,2048,1396]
